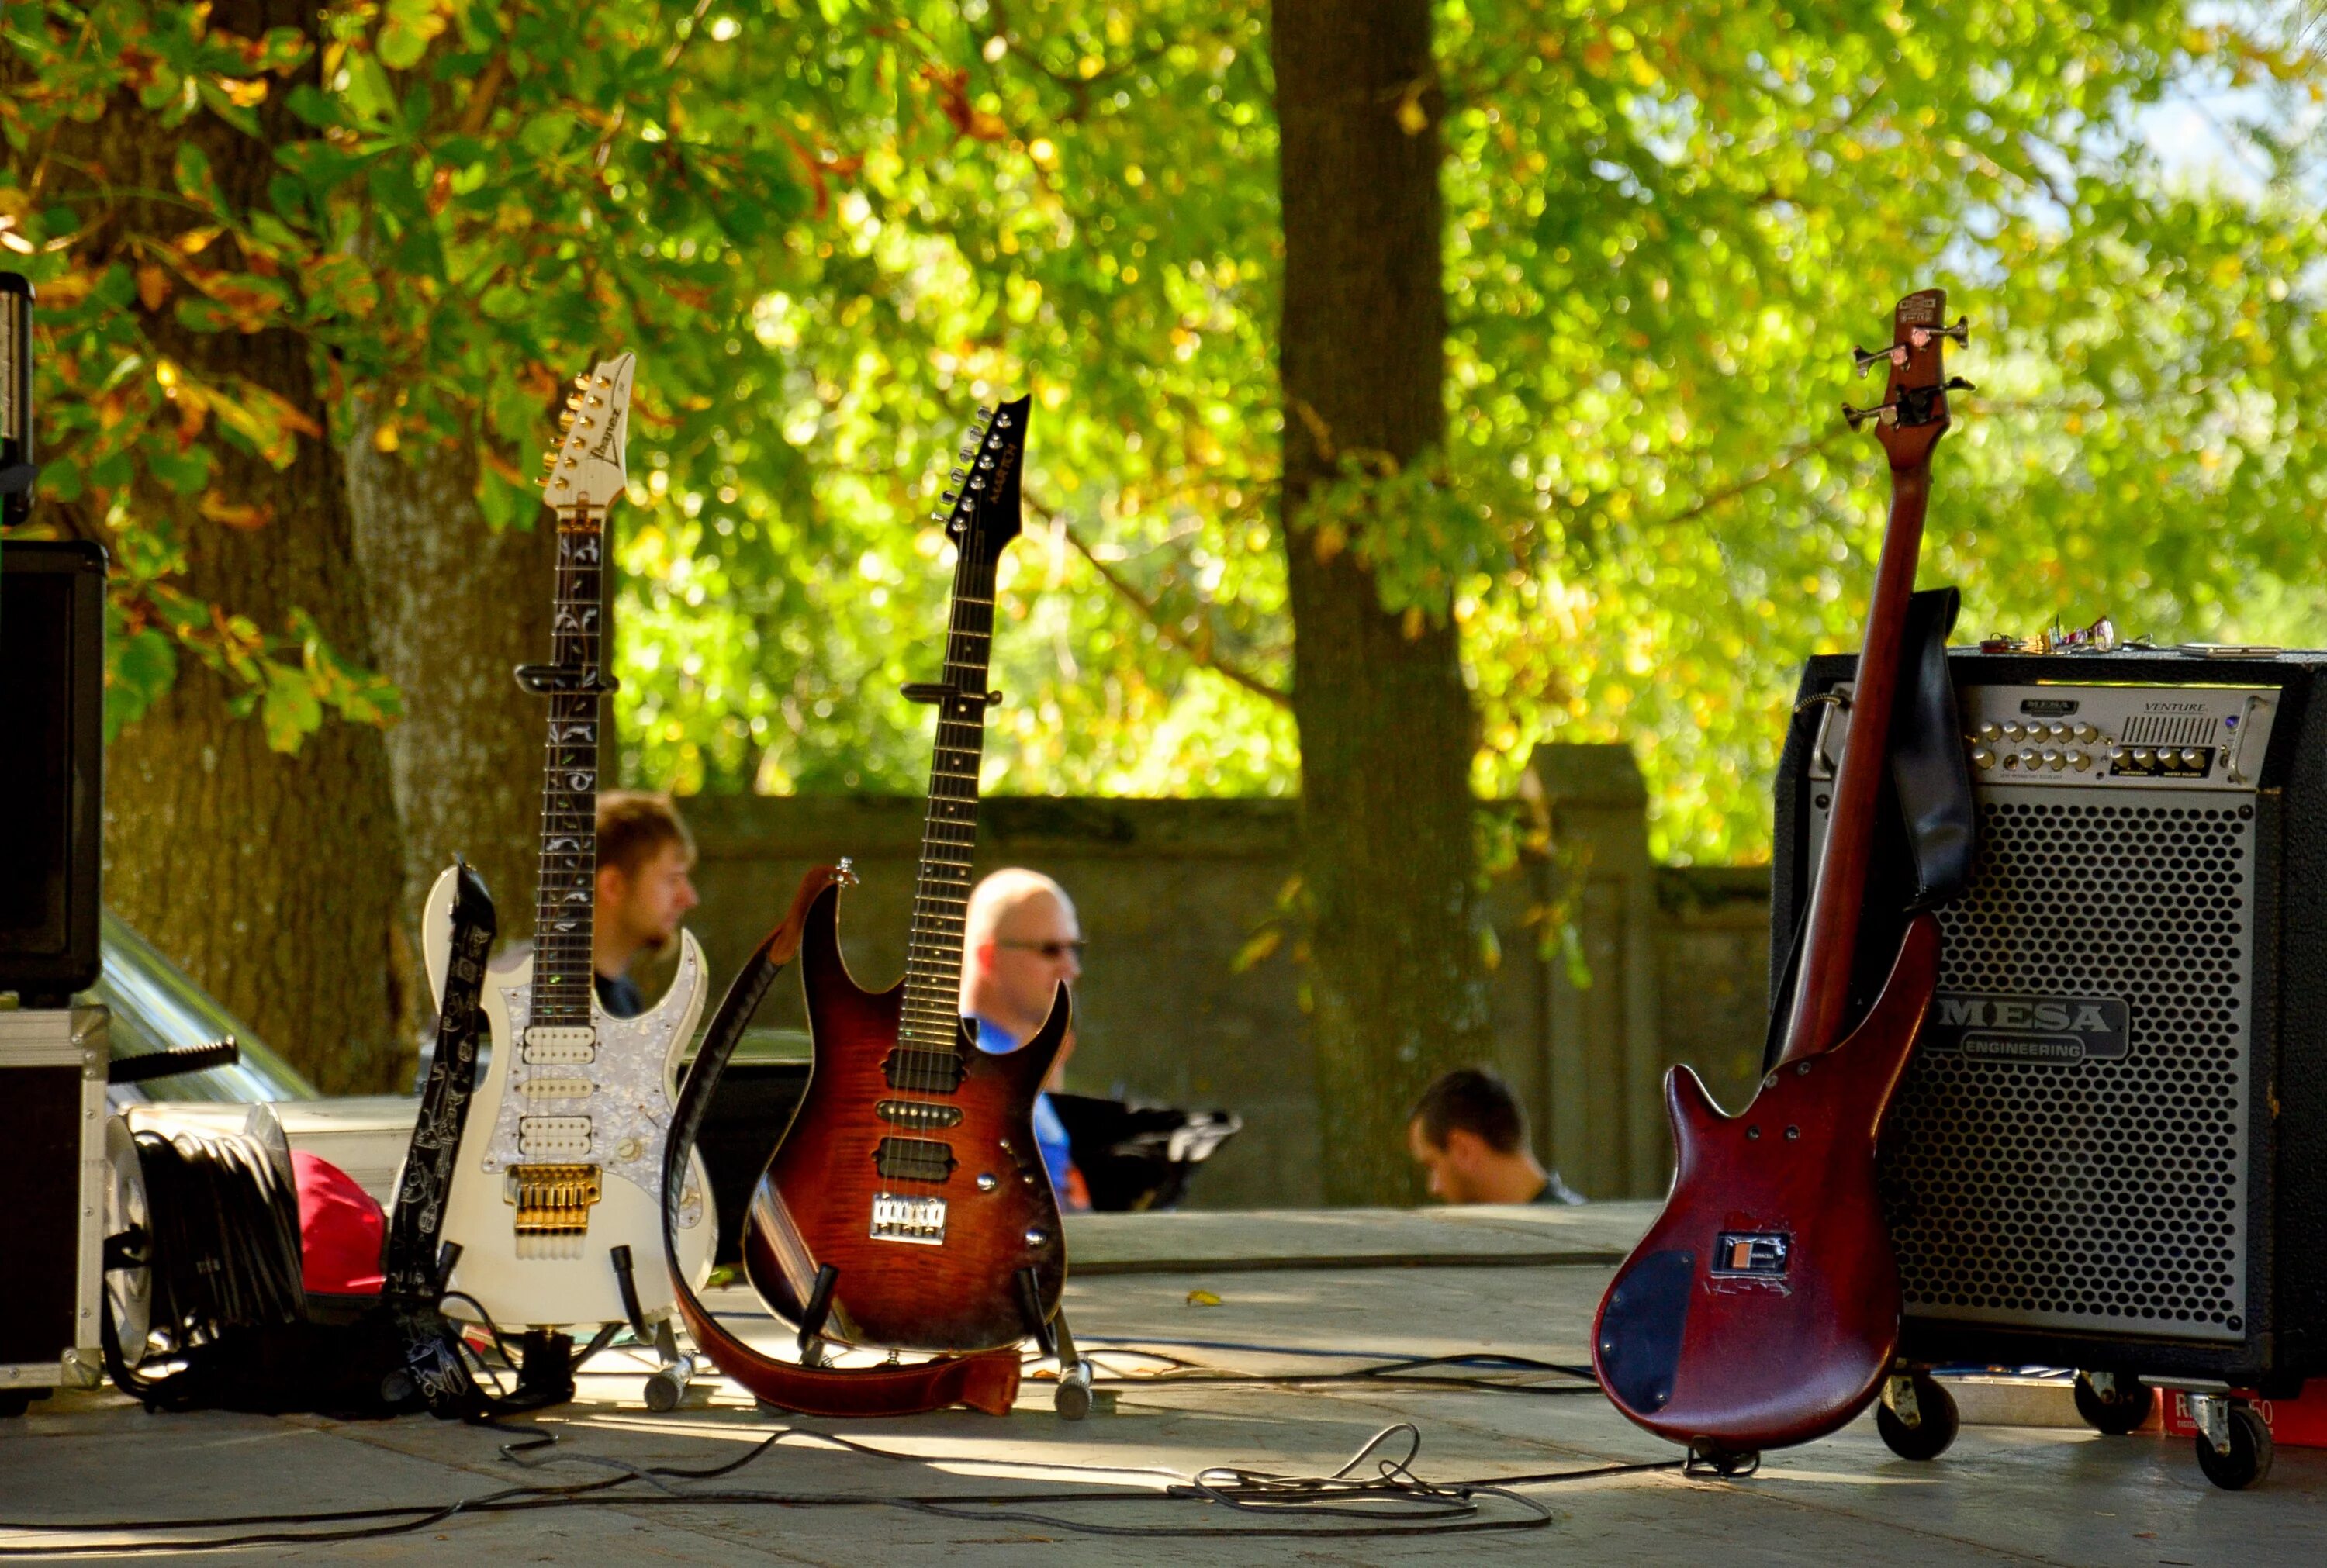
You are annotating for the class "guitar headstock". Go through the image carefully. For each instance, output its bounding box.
[1841,290,1973,471]
[539,351,637,517]
[931,395,1031,565]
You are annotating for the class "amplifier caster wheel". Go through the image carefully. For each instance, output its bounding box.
[2073,1371,2154,1436]
[2190,1397,2273,1491]
[1876,1372,1959,1462]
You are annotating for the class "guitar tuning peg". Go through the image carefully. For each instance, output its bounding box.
[566,392,585,410]
[572,374,591,389]
[942,491,957,506]
[950,468,966,482]
[1851,345,1897,379]
[541,450,559,466]
[1936,316,1969,345]
[996,412,1012,427]
[977,405,994,420]
[1945,376,1976,392]
[1840,399,1897,432]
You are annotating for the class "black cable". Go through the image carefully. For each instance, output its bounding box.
[105,1128,305,1400]
[0,1408,1693,1553]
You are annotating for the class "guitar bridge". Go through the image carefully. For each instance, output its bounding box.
[508,1163,602,1234]
[870,1193,947,1245]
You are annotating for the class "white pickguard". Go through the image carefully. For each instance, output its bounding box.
[420,864,717,1331]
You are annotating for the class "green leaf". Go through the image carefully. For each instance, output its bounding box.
[173,145,219,209]
[258,665,324,754]
[104,627,178,743]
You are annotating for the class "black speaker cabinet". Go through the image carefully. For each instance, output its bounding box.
[0,537,104,1002]
[1773,649,2327,1393]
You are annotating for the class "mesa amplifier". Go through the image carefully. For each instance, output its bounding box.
[1772,649,2327,1390]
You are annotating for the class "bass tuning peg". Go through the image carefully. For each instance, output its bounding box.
[1945,376,1976,392]
[1840,399,1898,432]
[1851,344,1900,379]
[1934,316,1969,345]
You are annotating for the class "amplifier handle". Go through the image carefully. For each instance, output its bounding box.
[2225,695,2269,786]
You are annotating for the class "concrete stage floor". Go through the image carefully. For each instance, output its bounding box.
[4,1202,2319,1563]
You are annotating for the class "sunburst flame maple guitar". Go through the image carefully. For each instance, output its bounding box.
[742,395,1069,1354]
[419,352,716,1331]
[1592,290,1973,1458]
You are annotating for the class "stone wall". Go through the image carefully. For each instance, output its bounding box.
[669,745,1772,1210]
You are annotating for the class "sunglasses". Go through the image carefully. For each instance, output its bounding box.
[995,939,1087,959]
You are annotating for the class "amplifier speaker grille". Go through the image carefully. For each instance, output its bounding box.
[1883,793,2253,1343]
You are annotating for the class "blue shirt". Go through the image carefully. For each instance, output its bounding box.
[973,1016,1075,1195]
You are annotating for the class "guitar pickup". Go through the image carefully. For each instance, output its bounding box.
[509,1163,601,1234]
[520,1075,594,1100]
[524,1025,596,1064]
[873,1136,959,1185]
[517,1116,594,1157]
[870,1193,947,1245]
[876,1099,964,1131]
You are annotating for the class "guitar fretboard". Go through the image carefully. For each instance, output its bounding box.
[532,516,607,1027]
[897,560,1000,1057]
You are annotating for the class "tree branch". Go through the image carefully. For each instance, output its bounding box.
[1032,497,1292,708]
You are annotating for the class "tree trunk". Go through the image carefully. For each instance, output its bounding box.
[1273,0,1492,1202]
[53,1,410,1092]
[347,422,557,970]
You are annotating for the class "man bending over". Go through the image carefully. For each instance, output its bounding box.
[1406,1067,1585,1205]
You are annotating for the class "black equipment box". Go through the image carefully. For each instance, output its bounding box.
[0,1007,109,1408]
[0,538,105,1001]
[1772,649,2327,1392]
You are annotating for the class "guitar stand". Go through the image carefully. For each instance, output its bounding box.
[1017,1266,1105,1421]
[608,1245,704,1411]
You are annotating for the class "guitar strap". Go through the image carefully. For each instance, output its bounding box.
[381,859,497,1417]
[1765,585,1975,1065]
[658,869,1021,1418]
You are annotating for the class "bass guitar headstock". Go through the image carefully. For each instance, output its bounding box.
[1841,290,1973,471]
[932,395,1031,566]
[539,351,637,520]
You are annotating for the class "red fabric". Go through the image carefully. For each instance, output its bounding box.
[292,1150,386,1297]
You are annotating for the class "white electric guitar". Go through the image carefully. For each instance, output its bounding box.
[419,351,715,1331]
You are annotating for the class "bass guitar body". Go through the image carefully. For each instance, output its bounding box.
[743,876,1068,1352]
[420,863,719,1330]
[1595,914,1938,1453]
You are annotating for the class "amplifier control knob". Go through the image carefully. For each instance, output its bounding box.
[2109,746,2128,764]
[2042,748,2065,770]
[2075,723,2099,743]
[2071,751,2094,772]
[2133,748,2155,767]
[2049,722,2071,741]
[2020,748,2042,768]
[2181,748,2207,768]
[1971,747,1996,770]
[1978,722,2001,741]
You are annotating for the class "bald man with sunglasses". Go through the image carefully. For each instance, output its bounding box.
[960,868,1091,1211]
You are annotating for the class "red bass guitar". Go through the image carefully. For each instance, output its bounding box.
[1592,290,1971,1460]
[742,396,1070,1354]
